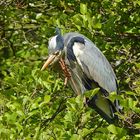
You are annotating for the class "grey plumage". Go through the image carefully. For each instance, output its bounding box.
[64,32,117,93]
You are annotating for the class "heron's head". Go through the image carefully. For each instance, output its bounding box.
[41,28,64,70]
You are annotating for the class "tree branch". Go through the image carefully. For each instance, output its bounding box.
[41,99,66,129]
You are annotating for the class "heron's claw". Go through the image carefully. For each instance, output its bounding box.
[59,58,71,86]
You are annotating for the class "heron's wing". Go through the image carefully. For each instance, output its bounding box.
[64,32,117,93]
[74,42,117,93]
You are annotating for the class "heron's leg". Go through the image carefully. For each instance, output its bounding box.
[59,58,71,86]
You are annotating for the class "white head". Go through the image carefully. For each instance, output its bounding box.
[41,29,64,70]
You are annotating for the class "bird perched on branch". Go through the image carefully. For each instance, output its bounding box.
[41,28,121,124]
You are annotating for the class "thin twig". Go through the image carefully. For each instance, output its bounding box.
[41,99,66,129]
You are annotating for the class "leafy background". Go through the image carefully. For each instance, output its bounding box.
[0,0,140,139]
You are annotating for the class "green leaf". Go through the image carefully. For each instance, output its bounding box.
[44,95,51,103]
[135,63,140,68]
[121,98,138,110]
[28,110,40,117]
[70,134,82,140]
[72,14,83,26]
[107,124,117,134]
[80,128,93,137]
[134,123,140,129]
[135,134,140,138]
[108,92,122,102]
[84,88,100,99]
[94,22,102,29]
[125,91,136,95]
[107,124,127,137]
[80,3,87,14]
[36,13,42,19]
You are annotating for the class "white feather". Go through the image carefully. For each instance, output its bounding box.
[48,35,57,53]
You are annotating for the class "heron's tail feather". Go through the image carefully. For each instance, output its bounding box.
[87,93,118,124]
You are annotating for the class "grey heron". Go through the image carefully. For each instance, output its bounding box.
[41,29,120,124]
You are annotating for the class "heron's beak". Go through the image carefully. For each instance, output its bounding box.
[41,54,57,71]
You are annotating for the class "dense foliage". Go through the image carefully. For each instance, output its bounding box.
[0,0,140,139]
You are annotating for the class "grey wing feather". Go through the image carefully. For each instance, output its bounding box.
[64,32,117,93]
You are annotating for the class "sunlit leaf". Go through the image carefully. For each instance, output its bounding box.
[80,3,87,15]
[44,95,51,103]
[84,88,100,99]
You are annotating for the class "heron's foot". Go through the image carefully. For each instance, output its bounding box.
[59,58,71,86]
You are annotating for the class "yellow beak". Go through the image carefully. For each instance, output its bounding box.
[41,54,56,71]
